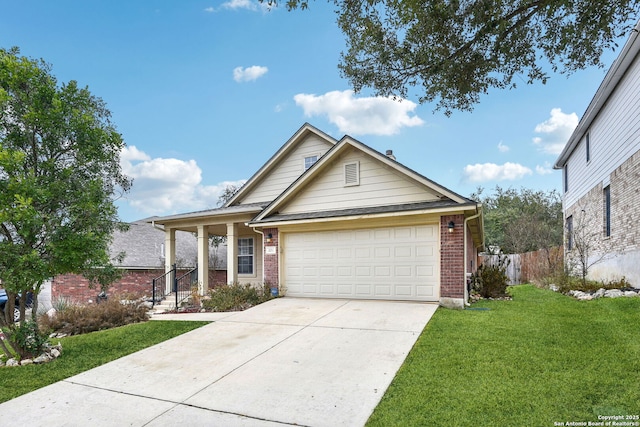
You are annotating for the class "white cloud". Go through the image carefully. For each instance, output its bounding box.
[532,108,578,155]
[497,141,509,153]
[462,162,533,183]
[233,65,268,82]
[535,162,554,175]
[120,146,246,216]
[204,0,262,12]
[221,0,257,10]
[293,90,424,136]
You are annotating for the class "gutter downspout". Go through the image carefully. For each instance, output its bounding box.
[250,225,266,284]
[464,207,483,307]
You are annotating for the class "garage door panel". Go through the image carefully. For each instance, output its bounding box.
[284,225,439,302]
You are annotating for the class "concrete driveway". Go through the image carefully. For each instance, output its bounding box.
[0,298,438,426]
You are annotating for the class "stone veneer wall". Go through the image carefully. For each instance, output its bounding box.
[565,148,640,286]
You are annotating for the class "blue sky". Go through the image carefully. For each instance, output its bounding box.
[0,1,629,221]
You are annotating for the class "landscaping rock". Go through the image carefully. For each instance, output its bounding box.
[21,358,33,366]
[604,289,624,298]
[624,290,639,297]
[6,358,19,367]
[594,288,607,299]
[34,354,50,364]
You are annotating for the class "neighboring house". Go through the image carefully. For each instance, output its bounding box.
[554,21,640,287]
[152,124,484,308]
[52,220,227,303]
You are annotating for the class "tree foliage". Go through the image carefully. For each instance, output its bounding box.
[472,186,562,254]
[0,47,131,331]
[277,0,639,114]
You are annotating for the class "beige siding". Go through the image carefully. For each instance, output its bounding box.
[281,147,441,214]
[239,135,334,205]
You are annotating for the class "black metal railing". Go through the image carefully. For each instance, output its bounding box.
[151,264,176,307]
[174,266,198,308]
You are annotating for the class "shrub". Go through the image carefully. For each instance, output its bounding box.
[9,320,50,358]
[552,270,633,294]
[38,296,149,336]
[471,255,510,299]
[202,283,274,312]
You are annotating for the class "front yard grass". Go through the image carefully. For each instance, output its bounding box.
[368,285,640,427]
[0,320,209,403]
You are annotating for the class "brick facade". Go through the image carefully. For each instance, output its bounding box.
[440,214,466,299]
[263,227,279,288]
[53,269,227,304]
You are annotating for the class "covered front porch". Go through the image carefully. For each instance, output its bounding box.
[151,204,268,295]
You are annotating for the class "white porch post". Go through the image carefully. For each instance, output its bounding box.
[197,225,209,295]
[227,222,238,284]
[164,228,176,295]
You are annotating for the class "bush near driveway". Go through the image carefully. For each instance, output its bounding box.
[367,285,640,427]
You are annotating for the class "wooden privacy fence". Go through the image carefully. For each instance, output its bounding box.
[479,247,564,285]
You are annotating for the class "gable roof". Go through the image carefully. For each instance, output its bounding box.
[225,123,337,206]
[554,20,640,169]
[251,135,475,224]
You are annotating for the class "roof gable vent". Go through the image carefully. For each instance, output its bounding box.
[344,161,360,186]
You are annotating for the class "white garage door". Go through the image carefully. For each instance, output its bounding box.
[283,225,439,301]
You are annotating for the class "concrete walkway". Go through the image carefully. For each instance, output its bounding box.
[0,298,438,426]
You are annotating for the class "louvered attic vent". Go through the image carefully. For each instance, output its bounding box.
[344,161,360,186]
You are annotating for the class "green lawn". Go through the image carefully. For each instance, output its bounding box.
[367,285,640,427]
[0,320,209,403]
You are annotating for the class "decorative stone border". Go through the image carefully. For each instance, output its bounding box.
[0,342,62,368]
[565,287,640,301]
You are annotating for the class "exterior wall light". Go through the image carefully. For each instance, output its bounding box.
[266,233,273,243]
[448,221,455,233]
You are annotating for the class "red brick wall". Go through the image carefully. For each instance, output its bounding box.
[52,269,227,304]
[263,227,279,288]
[440,215,465,299]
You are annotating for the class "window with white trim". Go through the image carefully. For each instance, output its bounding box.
[304,155,319,171]
[344,161,360,186]
[238,237,254,275]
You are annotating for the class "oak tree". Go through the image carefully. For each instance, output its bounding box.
[0,48,131,355]
[278,0,639,114]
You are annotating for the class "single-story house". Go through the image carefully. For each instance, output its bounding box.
[52,220,227,303]
[151,124,484,308]
[554,20,640,287]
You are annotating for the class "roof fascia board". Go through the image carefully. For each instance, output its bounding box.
[554,21,640,169]
[251,203,476,228]
[224,123,338,206]
[149,208,261,227]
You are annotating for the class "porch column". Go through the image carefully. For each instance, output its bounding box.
[197,225,209,295]
[227,222,238,284]
[164,228,176,295]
